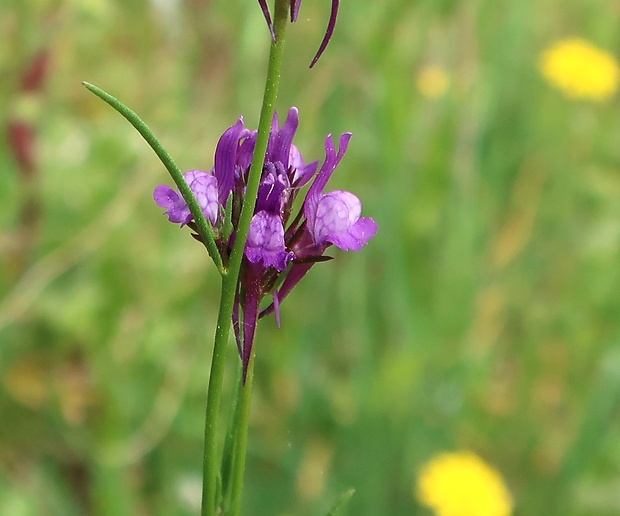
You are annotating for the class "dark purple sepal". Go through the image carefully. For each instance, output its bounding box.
[290,0,301,21]
[233,292,242,356]
[309,0,340,68]
[292,254,334,264]
[257,0,276,41]
[272,291,282,328]
[240,263,263,383]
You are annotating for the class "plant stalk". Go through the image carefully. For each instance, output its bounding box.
[200,1,289,513]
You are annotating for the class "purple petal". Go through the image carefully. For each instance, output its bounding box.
[312,190,360,245]
[183,170,208,183]
[304,135,335,223]
[309,0,340,68]
[258,0,276,41]
[309,189,378,250]
[304,132,352,225]
[153,184,180,210]
[245,211,294,271]
[238,131,257,173]
[214,117,245,206]
[289,144,304,170]
[268,107,299,168]
[153,170,221,226]
[188,173,220,225]
[293,159,319,187]
[153,184,191,224]
[327,216,379,251]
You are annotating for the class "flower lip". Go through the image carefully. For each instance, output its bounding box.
[153,170,219,226]
[154,184,189,224]
[312,190,362,243]
[312,190,378,251]
[245,211,294,271]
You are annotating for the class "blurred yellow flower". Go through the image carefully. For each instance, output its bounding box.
[415,451,513,516]
[417,65,450,98]
[539,38,620,101]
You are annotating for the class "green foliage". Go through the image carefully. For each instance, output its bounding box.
[2,0,620,514]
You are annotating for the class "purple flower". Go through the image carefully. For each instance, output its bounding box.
[257,0,340,68]
[304,134,378,251]
[246,211,294,270]
[153,170,219,225]
[153,108,377,380]
[257,133,378,324]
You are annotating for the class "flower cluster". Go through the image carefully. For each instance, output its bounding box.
[416,451,513,516]
[258,0,340,67]
[154,108,378,378]
[539,38,620,101]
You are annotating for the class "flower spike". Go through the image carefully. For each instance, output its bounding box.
[153,108,377,378]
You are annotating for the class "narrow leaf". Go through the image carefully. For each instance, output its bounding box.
[82,81,225,275]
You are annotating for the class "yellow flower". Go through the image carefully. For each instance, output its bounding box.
[415,451,513,516]
[417,65,450,99]
[539,38,620,101]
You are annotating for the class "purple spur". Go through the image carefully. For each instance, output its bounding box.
[154,108,378,379]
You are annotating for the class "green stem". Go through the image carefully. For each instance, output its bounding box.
[82,82,225,276]
[200,273,236,516]
[228,355,256,516]
[220,367,243,510]
[226,0,289,278]
[200,1,289,514]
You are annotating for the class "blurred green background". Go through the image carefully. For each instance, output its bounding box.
[2,0,620,514]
